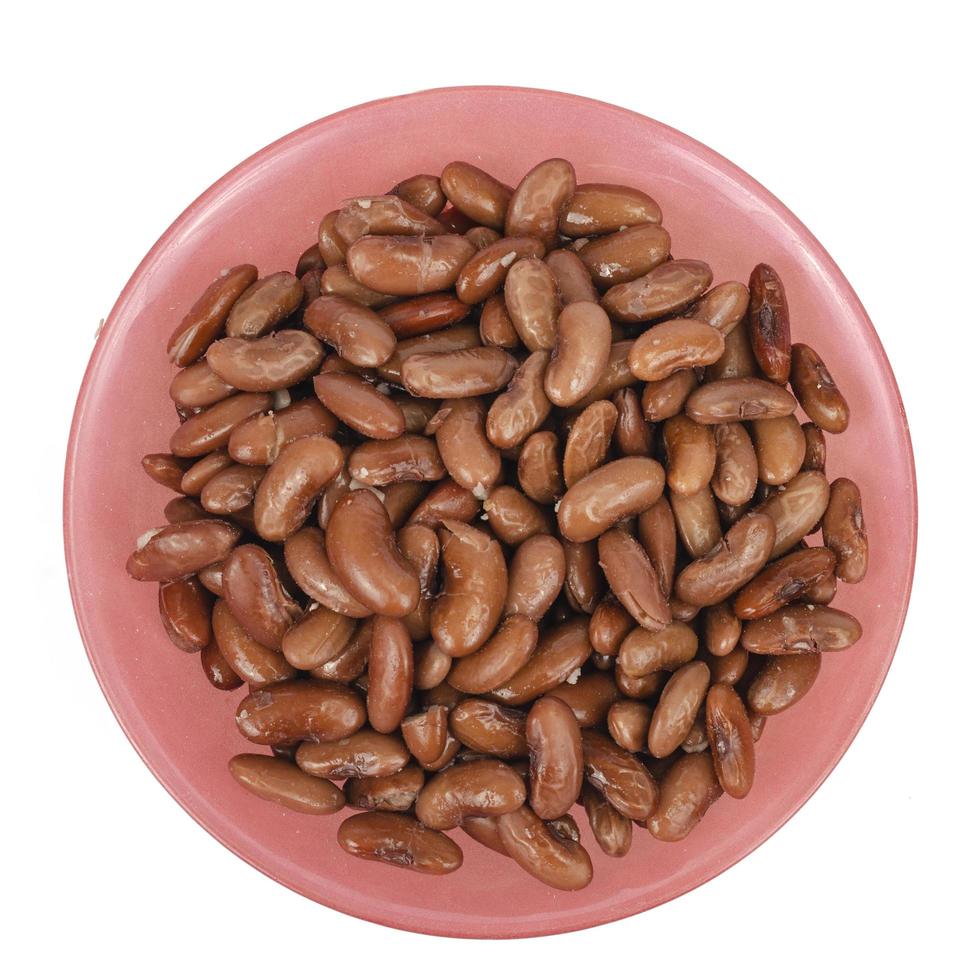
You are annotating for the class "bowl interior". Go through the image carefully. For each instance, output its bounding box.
[65,87,915,939]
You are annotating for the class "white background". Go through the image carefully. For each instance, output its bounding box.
[4,1,976,975]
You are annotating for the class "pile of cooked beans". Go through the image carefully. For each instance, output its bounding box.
[130,159,868,890]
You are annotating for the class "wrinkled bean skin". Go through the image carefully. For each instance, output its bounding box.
[581,730,658,820]
[757,470,831,557]
[612,388,654,458]
[346,764,425,812]
[169,361,237,411]
[741,604,862,654]
[486,350,551,448]
[484,486,552,546]
[504,257,560,351]
[229,754,345,814]
[407,478,481,529]
[619,621,698,677]
[314,372,404,440]
[252,437,343,541]
[367,616,414,734]
[548,672,619,727]
[544,301,612,407]
[748,263,792,384]
[579,223,671,288]
[791,342,849,433]
[310,618,373,683]
[235,680,366,745]
[518,431,562,504]
[344,234,476,296]
[664,416,717,495]
[447,616,538,694]
[558,457,665,542]
[686,378,797,425]
[432,398,501,494]
[126,520,242,582]
[170,393,273,458]
[166,264,258,366]
[416,759,526,829]
[629,318,725,382]
[222,545,301,649]
[686,281,750,337]
[379,292,471,339]
[226,272,304,340]
[326,490,421,617]
[753,416,805,486]
[563,400,617,488]
[607,700,652,754]
[200,639,243,689]
[440,161,513,229]
[598,528,670,632]
[391,175,446,217]
[337,812,463,875]
[281,605,355,670]
[497,806,594,890]
[748,652,822,716]
[283,527,371,618]
[712,422,758,506]
[589,597,634,655]
[581,782,633,857]
[199,462,264,517]
[801,422,826,472]
[645,751,722,842]
[637,497,677,597]
[641,369,697,422]
[562,539,602,614]
[704,602,742,657]
[450,699,528,758]
[648,661,711,758]
[319,264,396,308]
[734,547,837,620]
[545,249,599,305]
[158,578,212,651]
[229,398,338,466]
[347,435,445,486]
[335,195,447,244]
[572,339,637,408]
[296,730,410,779]
[602,259,712,323]
[401,346,518,400]
[674,513,776,607]
[213,599,297,685]
[705,683,755,798]
[526,697,583,820]
[503,535,566,623]
[505,158,576,247]
[142,453,190,493]
[823,478,868,583]
[303,295,397,368]
[670,486,722,559]
[490,617,592,705]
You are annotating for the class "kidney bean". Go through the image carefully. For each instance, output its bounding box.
[478,294,519,349]
[236,679,364,745]
[310,618,373,683]
[559,182,662,236]
[456,238,544,307]
[548,672,619,727]
[749,652,822,717]
[459,814,510,855]
[597,528,670,632]
[674,513,776,607]
[619,621,698,678]
[439,161,512,228]
[561,539,602,614]
[733,547,836,620]
[717,500,751,529]
[629,319,725,382]
[448,699,526,759]
[347,435,445,487]
[615,661,665,699]
[752,415,805,486]
[224,272,304,339]
[704,683,755,798]
[581,730,657,820]
[495,805,593,890]
[338,812,462,874]
[670,486,722,558]
[229,398,337,466]
[379,482,428,529]
[606,700,652,754]
[346,764,425,812]
[158,578,212,652]
[447,617,537,695]
[707,644,748,685]
[608,391,651,460]
[705,313,757,381]
[800,422,827,472]
[663,416,716,496]
[388,393,439,436]
[392,525,437,642]
[319,265,396,308]
[407,478,481,528]
[280,605,354,670]
[672,597,702,623]
[684,281,749,337]
[742,603,862,654]
[704,602,742,657]
[295,730,410,780]
[790,342,850,433]
[635,498,675,598]
[228,754,345,814]
[413,641,452,692]
[283,527,370,617]
[545,249,599,305]
[579,222,671,288]
[484,485,552,545]
[524,697,583,820]
[390,175,446,216]
[221,544,301,650]
[170,393,272,458]
[429,398,500,495]
[572,339,637,407]
[366,616,414,734]
[415,758,526,830]
[502,536,565,623]
[504,158,576,246]
[686,378,797,426]
[748,263,792,384]
[313,373,404,440]
[200,637,243,690]
[317,211,347,266]
[166,264,258,365]
[601,259,712,323]
[297,243,326,278]
[640,370,695,423]
[142,453,191,493]
[335,195,447,245]
[822,478,868,583]
[645,751,721,841]
[805,570,838,605]
[756,470,831,557]
[401,346,518,400]
[465,226,502,250]
[711,422,758,506]
[126,520,241,582]
[345,234,476,296]
[378,293,470,340]
[303,295,396,368]
[648,661,711,758]
[486,350,552,448]
[588,597,633,655]
[326,490,420,617]
[540,302,612,408]
[199,464,264,515]
[196,559,224,595]
[517,431,562,505]
[169,361,237,411]
[502,257,560,351]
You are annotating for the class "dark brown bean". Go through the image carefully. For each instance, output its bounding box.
[705,683,755,798]
[158,578,212,651]
[741,604,862,654]
[201,638,244,689]
[235,679,365,745]
[126,520,242,582]
[379,292,471,339]
[822,478,868,583]
[170,393,272,458]
[581,730,658,820]
[801,422,827,472]
[748,263,792,384]
[790,342,850,433]
[562,539,602,615]
[733,547,837,620]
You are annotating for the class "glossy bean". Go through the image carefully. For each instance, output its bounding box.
[602,259,712,323]
[229,754,345,814]
[645,751,721,841]
[741,604,862,654]
[486,350,552,448]
[317,211,348,266]
[547,672,620,727]
[753,416,805,485]
[407,478,481,529]
[733,547,837,620]
[637,497,676,597]
[170,393,272,458]
[484,485,552,545]
[142,453,191,493]
[588,597,634,655]
[526,697,583,820]
[337,812,462,874]
[416,759,526,829]
[335,195,446,244]
[345,234,476,296]
[313,372,405,440]
[212,597,294,687]
[504,257,560,351]
[126,520,241,582]
[346,765,425,812]
[705,683,755,798]
[226,272,304,339]
[704,602,742,657]
[686,378,797,424]
[629,318,724,381]
[158,578,212,651]
[319,264,395,308]
[670,486,722,559]
[498,806,593,890]
[303,295,397,368]
[822,478,868,583]
[712,422,758,505]
[641,369,697,422]
[664,416,716,495]
[283,527,371,618]
[544,302,612,407]
[597,528,670,632]
[748,263,792,384]
[503,536,566,623]
[169,361,237,411]
[545,249,599,305]
[619,621,698,677]
[347,435,445,486]
[200,464,264,514]
[229,398,337,466]
[686,281,750,337]
[366,616,414,734]
[648,661,711,758]
[440,161,512,229]
[479,293,520,348]
[559,183,661,236]
[402,346,518,399]
[310,618,374,683]
[756,470,831,557]
[235,679,365,745]
[581,730,658,820]
[504,158,576,247]
[606,701,652,754]
[281,605,355,670]
[296,730,410,779]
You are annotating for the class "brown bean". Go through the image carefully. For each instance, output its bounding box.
[756,470,831,557]
[822,478,868,583]
[581,730,658,820]
[704,602,742,657]
[390,175,446,216]
[641,369,697,422]
[615,662,665,699]
[221,544,301,649]
[559,456,666,542]
[562,539,602,614]
[674,513,776,607]
[296,730,410,779]
[335,195,446,244]
[503,535,565,623]
[597,528,670,632]
[589,597,634,655]
[602,259,712,323]
[525,697,583,820]
[748,263,792,384]
[326,490,421,617]
[319,264,396,308]
[733,547,837,620]
[705,683,755,798]
[228,754,344,814]
[497,806,593,890]
[346,765,425,812]
[448,616,538,695]
[610,388,652,457]
[347,435,445,487]
[407,478,481,529]
[200,464,264,514]
[313,372,405,440]
[213,599,296,685]
[548,672,620,727]
[317,211,347,266]
[396,524,439,641]
[518,431,562,505]
[670,486,722,558]
[503,257,560,351]
[456,236,546,305]
[637,497,677,597]
[303,295,397,368]
[543,302,613,407]
[686,378,797,425]
[281,605,355,670]
[708,646,749,686]
[170,393,272,458]
[389,393,439,435]
[505,158,576,247]
[619,621,698,677]
[416,758,526,829]
[166,264,258,365]
[158,578,212,651]
[464,227,501,252]
[648,661,711,758]
[169,361,237,411]
[415,640,453,691]
[229,398,338,466]
[126,520,241,582]
[486,350,552,448]
[559,183,662,236]
[606,701,652,754]
[664,416,717,495]
[142,453,191,493]
[225,272,304,339]
[706,312,756,381]
[310,618,374,683]
[283,527,371,618]
[577,783,632,860]
[484,485,552,545]
[479,293,520,348]
[490,617,592,705]
[459,814,510,855]
[741,604,862,654]
[572,339,637,407]
[235,679,365,745]
[545,249,599,305]
[645,751,721,841]
[200,637,243,690]
[440,161,512,229]
[401,346,518,399]
[801,422,827,472]
[383,483,434,532]
[578,223,670,288]
[378,293,470,340]
[790,342,850,433]
[337,812,462,874]
[429,398,501,494]
[748,652,822,716]
[711,422,758,506]
[345,234,476,296]
[629,318,724,381]
[449,699,527,758]
[365,616,414,734]
[297,242,326,279]
[752,416,805,486]
[686,281,750,337]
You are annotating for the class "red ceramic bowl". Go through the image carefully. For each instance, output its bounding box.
[65,87,916,938]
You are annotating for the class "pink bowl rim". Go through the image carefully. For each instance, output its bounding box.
[64,85,917,938]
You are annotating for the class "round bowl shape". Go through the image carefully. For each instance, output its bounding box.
[65,87,916,938]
